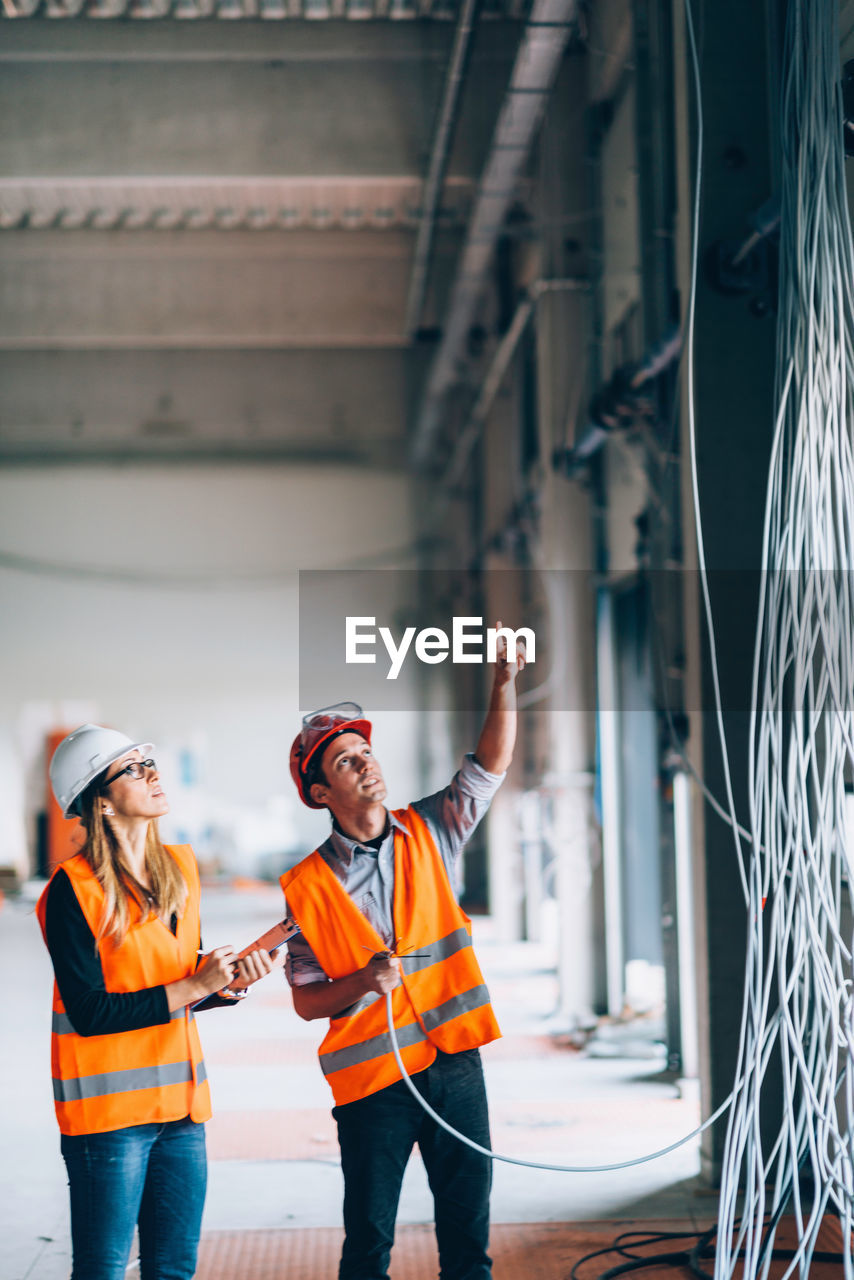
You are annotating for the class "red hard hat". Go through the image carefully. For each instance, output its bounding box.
[289,701,372,809]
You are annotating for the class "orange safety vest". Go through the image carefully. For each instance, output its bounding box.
[281,806,500,1106]
[36,844,212,1137]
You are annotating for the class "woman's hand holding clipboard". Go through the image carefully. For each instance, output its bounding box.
[224,917,301,992]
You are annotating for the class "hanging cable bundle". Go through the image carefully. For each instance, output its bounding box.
[715,2,854,1277]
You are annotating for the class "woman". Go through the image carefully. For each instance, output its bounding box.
[36,723,279,1280]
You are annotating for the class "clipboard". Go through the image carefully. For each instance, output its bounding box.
[219,917,302,994]
[190,918,302,1004]
[233,916,301,962]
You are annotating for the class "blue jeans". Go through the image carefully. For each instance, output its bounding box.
[333,1049,493,1280]
[60,1116,207,1280]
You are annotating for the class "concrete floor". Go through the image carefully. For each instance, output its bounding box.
[2,882,713,1280]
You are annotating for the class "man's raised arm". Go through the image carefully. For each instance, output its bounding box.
[473,620,526,775]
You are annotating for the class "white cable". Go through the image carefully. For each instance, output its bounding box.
[384,992,733,1174]
[714,1,854,1275]
[682,0,750,907]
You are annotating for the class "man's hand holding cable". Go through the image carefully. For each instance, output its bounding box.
[292,949,401,1021]
[364,950,402,995]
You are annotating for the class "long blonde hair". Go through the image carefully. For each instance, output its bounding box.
[77,779,188,947]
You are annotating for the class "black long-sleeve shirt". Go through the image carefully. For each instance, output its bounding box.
[44,868,232,1037]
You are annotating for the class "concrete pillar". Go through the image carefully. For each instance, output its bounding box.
[671,0,780,1180]
[533,54,600,1023]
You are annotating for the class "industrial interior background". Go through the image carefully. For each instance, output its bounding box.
[3,0,854,1270]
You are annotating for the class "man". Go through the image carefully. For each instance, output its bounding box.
[282,629,525,1280]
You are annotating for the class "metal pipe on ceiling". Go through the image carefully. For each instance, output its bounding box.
[441,275,586,491]
[410,0,581,467]
[418,275,586,538]
[403,0,482,339]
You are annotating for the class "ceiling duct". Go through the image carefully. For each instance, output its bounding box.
[410,0,580,467]
[404,0,481,339]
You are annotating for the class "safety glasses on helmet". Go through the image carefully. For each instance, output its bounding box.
[299,703,366,767]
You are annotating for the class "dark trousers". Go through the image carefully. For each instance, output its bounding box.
[60,1116,207,1280]
[333,1048,493,1280]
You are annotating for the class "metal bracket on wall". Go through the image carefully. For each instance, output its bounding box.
[702,195,780,318]
[553,324,682,480]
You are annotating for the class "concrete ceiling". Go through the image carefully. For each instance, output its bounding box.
[0,18,524,464]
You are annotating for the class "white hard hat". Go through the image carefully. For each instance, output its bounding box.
[49,724,155,819]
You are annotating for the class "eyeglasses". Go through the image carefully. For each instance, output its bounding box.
[103,758,157,786]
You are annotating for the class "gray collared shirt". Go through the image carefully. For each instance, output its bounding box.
[285,752,504,987]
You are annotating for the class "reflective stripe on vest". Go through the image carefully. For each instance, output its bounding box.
[320,1017,427,1076]
[398,925,472,974]
[54,1058,208,1103]
[337,925,473,1017]
[51,1006,192,1037]
[421,983,491,1032]
[36,845,212,1136]
[281,806,501,1105]
[319,981,492,1077]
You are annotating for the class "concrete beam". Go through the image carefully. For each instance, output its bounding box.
[0,23,517,181]
[0,348,428,464]
[0,18,457,58]
[0,228,464,346]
